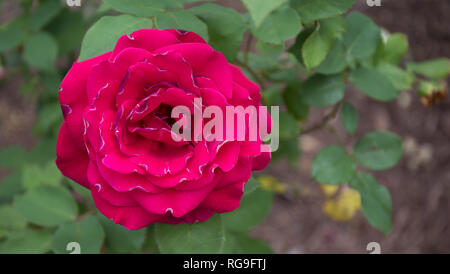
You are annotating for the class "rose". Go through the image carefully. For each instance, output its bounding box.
[56,29,271,230]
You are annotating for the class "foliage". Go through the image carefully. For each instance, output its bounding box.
[0,0,449,253]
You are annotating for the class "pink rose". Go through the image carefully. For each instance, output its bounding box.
[56,29,271,230]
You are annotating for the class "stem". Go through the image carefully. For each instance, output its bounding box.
[326,125,345,147]
[301,100,343,134]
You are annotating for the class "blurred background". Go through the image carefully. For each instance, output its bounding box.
[1,0,449,253]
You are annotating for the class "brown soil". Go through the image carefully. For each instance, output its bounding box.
[1,0,449,253]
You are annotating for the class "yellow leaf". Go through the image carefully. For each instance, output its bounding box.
[323,187,361,221]
[320,184,339,197]
[257,176,287,194]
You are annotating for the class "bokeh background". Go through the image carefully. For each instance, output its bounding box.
[1,0,449,253]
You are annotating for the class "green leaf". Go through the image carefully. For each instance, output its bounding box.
[97,214,147,253]
[28,138,57,164]
[52,216,105,254]
[22,161,62,190]
[380,33,408,65]
[407,58,450,79]
[155,214,226,254]
[299,74,345,107]
[343,12,380,60]
[283,85,309,121]
[312,146,356,185]
[302,27,333,69]
[350,173,392,234]
[354,131,403,171]
[102,0,180,17]
[27,0,62,31]
[190,4,246,61]
[0,229,52,254]
[263,85,283,106]
[290,0,355,24]
[68,180,92,203]
[0,18,27,52]
[302,16,346,70]
[79,15,153,61]
[222,178,273,232]
[251,7,301,45]
[315,39,347,74]
[350,67,398,101]
[0,206,27,231]
[13,185,78,227]
[0,146,28,169]
[0,172,24,201]
[377,63,414,91]
[23,32,58,71]
[155,10,208,41]
[242,0,287,28]
[279,112,300,139]
[340,102,358,136]
[224,231,273,254]
[289,27,315,65]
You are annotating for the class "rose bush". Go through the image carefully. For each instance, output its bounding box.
[56,28,271,230]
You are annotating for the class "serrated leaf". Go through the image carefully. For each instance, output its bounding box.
[102,0,180,17]
[407,58,450,79]
[190,3,246,61]
[79,15,153,61]
[289,27,315,65]
[299,74,345,107]
[302,26,333,69]
[350,173,392,234]
[13,185,78,227]
[97,214,147,253]
[290,0,355,24]
[315,39,347,74]
[251,7,301,45]
[380,33,408,65]
[340,102,358,135]
[350,67,398,101]
[343,12,380,60]
[52,216,105,254]
[312,146,356,185]
[154,10,208,41]
[154,214,226,254]
[242,0,287,28]
[222,178,273,232]
[354,131,403,171]
[302,16,346,69]
[377,63,414,91]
